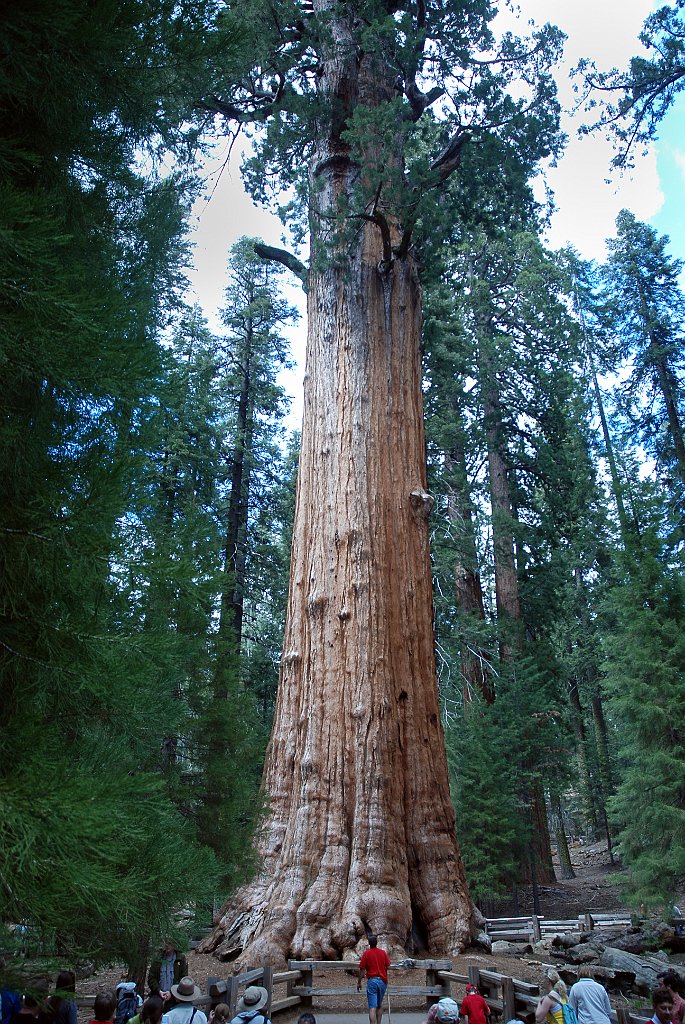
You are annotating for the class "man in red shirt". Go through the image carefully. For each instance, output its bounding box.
[357,935,391,1024]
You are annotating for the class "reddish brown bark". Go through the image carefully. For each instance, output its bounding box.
[204,1,476,966]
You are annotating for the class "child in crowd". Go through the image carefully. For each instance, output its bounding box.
[657,974,685,1024]
[423,999,460,1024]
[88,993,116,1024]
[460,985,491,1024]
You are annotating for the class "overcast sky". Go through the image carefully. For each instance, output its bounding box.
[186,1,679,400]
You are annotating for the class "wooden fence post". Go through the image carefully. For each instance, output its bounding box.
[468,966,481,990]
[206,979,220,1013]
[616,1007,633,1024]
[227,976,239,1018]
[425,963,439,1009]
[501,976,516,1022]
[262,967,273,1017]
[300,963,313,1009]
[532,916,542,942]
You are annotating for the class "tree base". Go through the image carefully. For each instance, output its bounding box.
[200,873,485,967]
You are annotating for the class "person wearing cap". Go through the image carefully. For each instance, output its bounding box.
[228,987,271,1024]
[460,984,491,1024]
[357,935,391,1024]
[424,998,461,1024]
[165,980,207,1024]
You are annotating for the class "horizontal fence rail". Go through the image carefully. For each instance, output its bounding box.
[485,912,633,943]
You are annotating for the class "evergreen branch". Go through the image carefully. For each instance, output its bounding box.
[199,76,293,124]
[1,527,50,541]
[253,243,309,291]
[0,637,55,669]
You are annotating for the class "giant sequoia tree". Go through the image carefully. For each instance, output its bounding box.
[202,0,563,964]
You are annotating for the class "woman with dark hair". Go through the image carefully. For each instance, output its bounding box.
[48,973,76,1024]
[128,993,165,1024]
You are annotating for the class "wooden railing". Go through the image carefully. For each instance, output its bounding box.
[76,955,648,1024]
[485,913,633,944]
[286,958,452,1009]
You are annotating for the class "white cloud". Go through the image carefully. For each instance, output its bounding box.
[506,0,664,259]
[187,139,287,332]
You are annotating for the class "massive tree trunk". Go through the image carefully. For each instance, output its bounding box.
[204,2,476,966]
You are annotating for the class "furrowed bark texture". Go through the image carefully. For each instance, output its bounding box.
[205,1,475,967]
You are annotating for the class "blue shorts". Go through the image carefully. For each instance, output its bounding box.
[367,978,387,1009]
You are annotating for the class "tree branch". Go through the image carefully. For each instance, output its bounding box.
[253,242,309,291]
[430,127,471,183]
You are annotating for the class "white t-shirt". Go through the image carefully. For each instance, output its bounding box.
[166,1005,208,1024]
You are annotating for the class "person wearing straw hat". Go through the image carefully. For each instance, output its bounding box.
[229,988,271,1024]
[166,980,207,1024]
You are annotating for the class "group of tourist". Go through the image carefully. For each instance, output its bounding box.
[534,966,685,1024]
[1,971,78,1024]
[355,934,685,1024]
[3,936,684,1024]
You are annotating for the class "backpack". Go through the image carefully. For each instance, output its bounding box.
[550,993,578,1024]
[115,987,138,1024]
[232,1013,267,1024]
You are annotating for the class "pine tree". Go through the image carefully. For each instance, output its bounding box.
[0,0,244,962]
[602,519,685,906]
[575,3,685,168]
[600,211,685,513]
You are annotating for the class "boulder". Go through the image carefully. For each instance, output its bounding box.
[492,940,534,955]
[555,932,585,948]
[533,939,559,956]
[563,944,602,964]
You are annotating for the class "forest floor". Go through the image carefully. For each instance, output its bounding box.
[77,840,683,1022]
